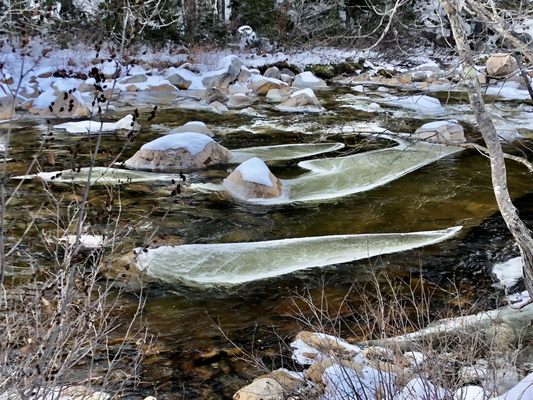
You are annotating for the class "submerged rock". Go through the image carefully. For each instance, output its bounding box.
[125,132,231,172]
[413,120,466,144]
[223,157,282,200]
[486,53,518,78]
[276,88,325,113]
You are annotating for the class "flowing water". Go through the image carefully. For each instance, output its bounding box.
[1,84,532,399]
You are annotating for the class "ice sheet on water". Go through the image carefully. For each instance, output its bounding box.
[132,226,461,285]
[13,167,183,185]
[230,142,344,163]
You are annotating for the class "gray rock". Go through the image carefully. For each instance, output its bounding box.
[202,56,242,89]
[264,66,281,80]
[414,120,466,144]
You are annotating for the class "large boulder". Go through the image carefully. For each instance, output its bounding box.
[486,53,518,78]
[202,87,227,104]
[293,71,327,89]
[202,56,242,89]
[414,120,466,144]
[223,157,282,200]
[171,121,214,137]
[276,88,324,113]
[125,132,231,172]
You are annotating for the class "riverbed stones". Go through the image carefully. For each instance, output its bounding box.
[165,69,192,89]
[293,71,327,89]
[202,87,227,104]
[223,157,282,200]
[486,53,518,78]
[233,378,283,400]
[125,132,231,172]
[414,120,466,144]
[276,88,324,113]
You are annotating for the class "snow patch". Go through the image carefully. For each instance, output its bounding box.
[492,257,523,289]
[140,132,213,155]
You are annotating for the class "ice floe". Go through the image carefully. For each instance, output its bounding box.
[53,114,138,134]
[131,226,461,285]
[230,142,345,163]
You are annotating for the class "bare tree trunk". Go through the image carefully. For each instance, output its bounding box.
[217,0,225,21]
[440,0,533,298]
[184,0,197,36]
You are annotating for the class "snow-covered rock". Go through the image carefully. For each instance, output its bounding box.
[202,55,242,89]
[223,157,282,200]
[486,54,518,78]
[453,385,487,400]
[291,331,362,365]
[492,372,533,400]
[276,88,325,113]
[125,132,231,172]
[393,95,444,115]
[171,121,213,137]
[119,74,148,85]
[54,114,139,134]
[397,377,447,400]
[293,71,327,89]
[414,120,466,144]
[29,86,89,118]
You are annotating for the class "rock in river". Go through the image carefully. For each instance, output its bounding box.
[223,157,282,200]
[125,132,231,172]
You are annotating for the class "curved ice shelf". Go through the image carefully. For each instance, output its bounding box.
[133,226,462,285]
[245,142,463,205]
[231,142,345,163]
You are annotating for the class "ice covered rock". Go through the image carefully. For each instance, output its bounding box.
[414,120,466,144]
[293,71,327,89]
[233,377,283,400]
[125,132,231,172]
[486,53,518,78]
[171,121,213,137]
[54,114,140,134]
[249,75,288,95]
[227,93,254,109]
[223,157,282,200]
[276,88,325,113]
[266,88,289,103]
[202,55,242,89]
[263,66,281,80]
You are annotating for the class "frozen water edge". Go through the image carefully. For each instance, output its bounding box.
[133,226,462,285]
